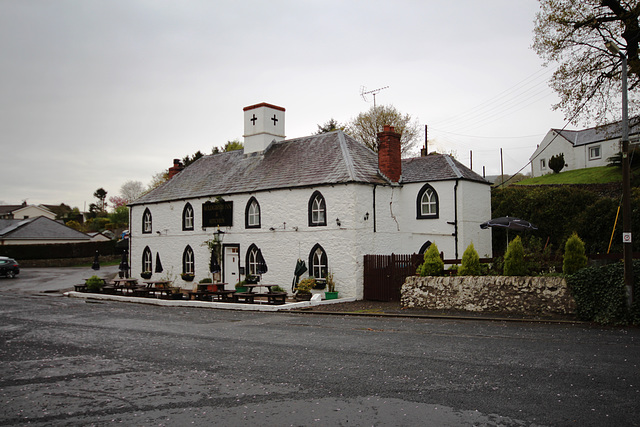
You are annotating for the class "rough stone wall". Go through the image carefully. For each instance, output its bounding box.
[401,276,576,315]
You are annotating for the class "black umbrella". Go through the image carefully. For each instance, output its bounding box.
[210,250,220,274]
[292,259,307,292]
[155,252,163,273]
[256,249,268,275]
[91,250,100,271]
[119,249,129,278]
[480,216,538,231]
[480,216,537,245]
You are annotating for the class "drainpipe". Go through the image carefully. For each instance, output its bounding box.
[373,185,377,233]
[453,179,459,259]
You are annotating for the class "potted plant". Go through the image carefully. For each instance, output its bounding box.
[324,271,338,300]
[140,271,152,280]
[181,273,195,282]
[295,277,315,301]
[245,274,260,284]
[169,286,183,300]
[85,275,103,293]
[235,280,248,293]
[313,277,326,290]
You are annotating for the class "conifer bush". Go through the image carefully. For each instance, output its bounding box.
[563,232,588,275]
[458,242,481,275]
[417,243,444,276]
[503,236,527,276]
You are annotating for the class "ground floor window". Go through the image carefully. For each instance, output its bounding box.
[142,246,152,273]
[183,246,195,275]
[309,243,327,279]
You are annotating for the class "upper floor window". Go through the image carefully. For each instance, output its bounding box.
[416,184,439,219]
[142,246,153,273]
[589,145,601,160]
[182,203,194,231]
[308,191,327,227]
[309,243,328,279]
[182,245,195,275]
[245,197,261,229]
[142,208,152,234]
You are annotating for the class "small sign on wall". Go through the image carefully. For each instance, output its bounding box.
[202,200,233,228]
[623,232,632,243]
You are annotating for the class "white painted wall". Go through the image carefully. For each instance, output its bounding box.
[130,179,492,300]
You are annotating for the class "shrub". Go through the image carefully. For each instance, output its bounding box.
[199,277,213,283]
[563,232,588,275]
[567,261,640,325]
[504,236,527,276]
[85,275,103,292]
[458,242,481,275]
[549,153,565,173]
[417,243,444,276]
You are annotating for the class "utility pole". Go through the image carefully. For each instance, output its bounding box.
[500,148,504,184]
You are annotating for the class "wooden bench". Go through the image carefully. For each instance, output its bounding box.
[265,292,287,305]
[74,284,87,292]
[233,292,256,304]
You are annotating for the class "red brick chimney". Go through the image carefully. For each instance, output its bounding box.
[168,159,184,179]
[378,125,402,182]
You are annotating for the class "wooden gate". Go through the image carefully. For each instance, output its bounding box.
[363,254,422,301]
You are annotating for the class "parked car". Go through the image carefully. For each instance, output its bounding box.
[0,257,19,278]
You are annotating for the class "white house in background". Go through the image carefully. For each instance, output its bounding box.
[0,203,56,220]
[128,102,492,299]
[530,118,640,177]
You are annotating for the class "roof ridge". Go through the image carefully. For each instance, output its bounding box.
[337,131,357,180]
[444,155,463,179]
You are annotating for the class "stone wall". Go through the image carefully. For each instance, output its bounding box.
[401,276,576,315]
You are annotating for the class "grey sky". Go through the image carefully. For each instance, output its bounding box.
[0,0,567,210]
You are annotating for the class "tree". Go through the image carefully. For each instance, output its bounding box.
[182,150,205,168]
[315,118,345,134]
[93,188,107,212]
[345,105,420,156]
[416,243,444,276]
[222,139,243,152]
[549,153,566,174]
[458,242,481,276]
[120,180,145,202]
[533,0,640,124]
[504,236,527,276]
[563,232,588,275]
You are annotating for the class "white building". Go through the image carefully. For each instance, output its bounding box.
[530,118,640,177]
[129,103,492,299]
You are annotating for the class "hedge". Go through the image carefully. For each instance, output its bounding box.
[0,240,119,261]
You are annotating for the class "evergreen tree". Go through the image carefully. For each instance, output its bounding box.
[563,232,588,275]
[417,243,444,276]
[458,242,481,276]
[504,236,527,276]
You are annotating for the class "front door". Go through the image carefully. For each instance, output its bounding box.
[223,245,240,286]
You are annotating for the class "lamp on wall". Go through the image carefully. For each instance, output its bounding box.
[336,218,341,227]
[364,212,369,221]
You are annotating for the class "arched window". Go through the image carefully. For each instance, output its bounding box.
[142,246,153,273]
[142,208,152,234]
[182,203,194,231]
[416,184,439,219]
[418,240,432,255]
[182,245,195,275]
[245,197,261,229]
[246,244,259,276]
[309,243,328,279]
[308,191,327,227]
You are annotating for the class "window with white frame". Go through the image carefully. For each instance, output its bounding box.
[308,191,326,226]
[245,197,261,228]
[142,208,152,234]
[182,203,194,231]
[142,246,152,273]
[182,246,194,275]
[416,184,439,219]
[246,244,259,276]
[589,145,601,160]
[309,243,327,279]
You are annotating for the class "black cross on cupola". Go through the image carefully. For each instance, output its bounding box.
[250,114,257,125]
[271,114,278,125]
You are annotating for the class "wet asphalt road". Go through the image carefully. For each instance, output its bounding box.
[0,268,639,426]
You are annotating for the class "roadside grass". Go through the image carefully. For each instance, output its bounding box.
[515,166,623,185]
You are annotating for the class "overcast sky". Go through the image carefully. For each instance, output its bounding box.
[0,0,569,210]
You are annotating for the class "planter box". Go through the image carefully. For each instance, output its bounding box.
[324,291,339,300]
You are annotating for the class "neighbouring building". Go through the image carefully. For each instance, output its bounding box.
[128,103,492,299]
[0,216,93,245]
[530,118,640,177]
[0,203,56,220]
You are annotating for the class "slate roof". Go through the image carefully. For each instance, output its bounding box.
[554,117,640,146]
[132,131,488,206]
[0,216,90,241]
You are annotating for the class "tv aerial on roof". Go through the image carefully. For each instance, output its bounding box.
[360,85,389,108]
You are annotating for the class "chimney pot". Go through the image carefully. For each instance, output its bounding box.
[168,159,184,179]
[377,126,402,182]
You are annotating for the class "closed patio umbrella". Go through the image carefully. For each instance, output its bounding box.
[119,249,129,278]
[291,259,307,292]
[210,250,220,274]
[256,249,268,275]
[155,253,163,273]
[91,250,100,271]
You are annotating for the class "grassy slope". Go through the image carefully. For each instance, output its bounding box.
[515,166,623,185]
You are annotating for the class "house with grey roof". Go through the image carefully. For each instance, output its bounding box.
[0,216,92,245]
[529,118,640,177]
[129,103,492,299]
